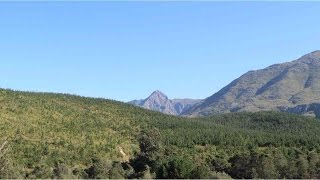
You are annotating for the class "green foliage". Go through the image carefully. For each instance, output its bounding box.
[157,156,194,179]
[84,158,113,179]
[1,89,320,178]
[108,162,126,179]
[0,141,10,178]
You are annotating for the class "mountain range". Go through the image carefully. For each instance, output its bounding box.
[130,50,320,118]
[1,51,320,179]
[128,90,201,115]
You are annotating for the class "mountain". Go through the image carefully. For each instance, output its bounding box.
[279,103,320,118]
[129,90,202,115]
[1,88,320,178]
[171,98,202,115]
[183,50,320,117]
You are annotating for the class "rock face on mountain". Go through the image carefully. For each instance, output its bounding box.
[279,103,320,118]
[129,91,202,115]
[183,50,320,117]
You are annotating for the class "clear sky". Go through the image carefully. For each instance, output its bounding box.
[0,2,320,101]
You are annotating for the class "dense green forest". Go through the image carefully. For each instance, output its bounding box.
[1,88,320,179]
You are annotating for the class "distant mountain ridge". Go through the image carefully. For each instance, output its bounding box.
[129,90,202,115]
[183,50,320,117]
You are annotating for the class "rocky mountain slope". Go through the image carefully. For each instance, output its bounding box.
[129,90,201,115]
[183,50,320,117]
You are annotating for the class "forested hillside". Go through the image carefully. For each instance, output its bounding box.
[1,89,320,179]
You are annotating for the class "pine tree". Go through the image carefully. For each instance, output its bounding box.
[257,156,279,179]
[308,151,319,178]
[297,155,309,178]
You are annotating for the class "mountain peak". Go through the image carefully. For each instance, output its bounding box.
[310,50,320,55]
[129,91,202,115]
[149,90,168,99]
[303,50,320,57]
[184,50,320,117]
[297,50,320,63]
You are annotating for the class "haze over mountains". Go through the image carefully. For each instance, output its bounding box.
[131,51,320,118]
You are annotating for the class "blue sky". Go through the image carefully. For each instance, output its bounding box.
[0,2,320,101]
